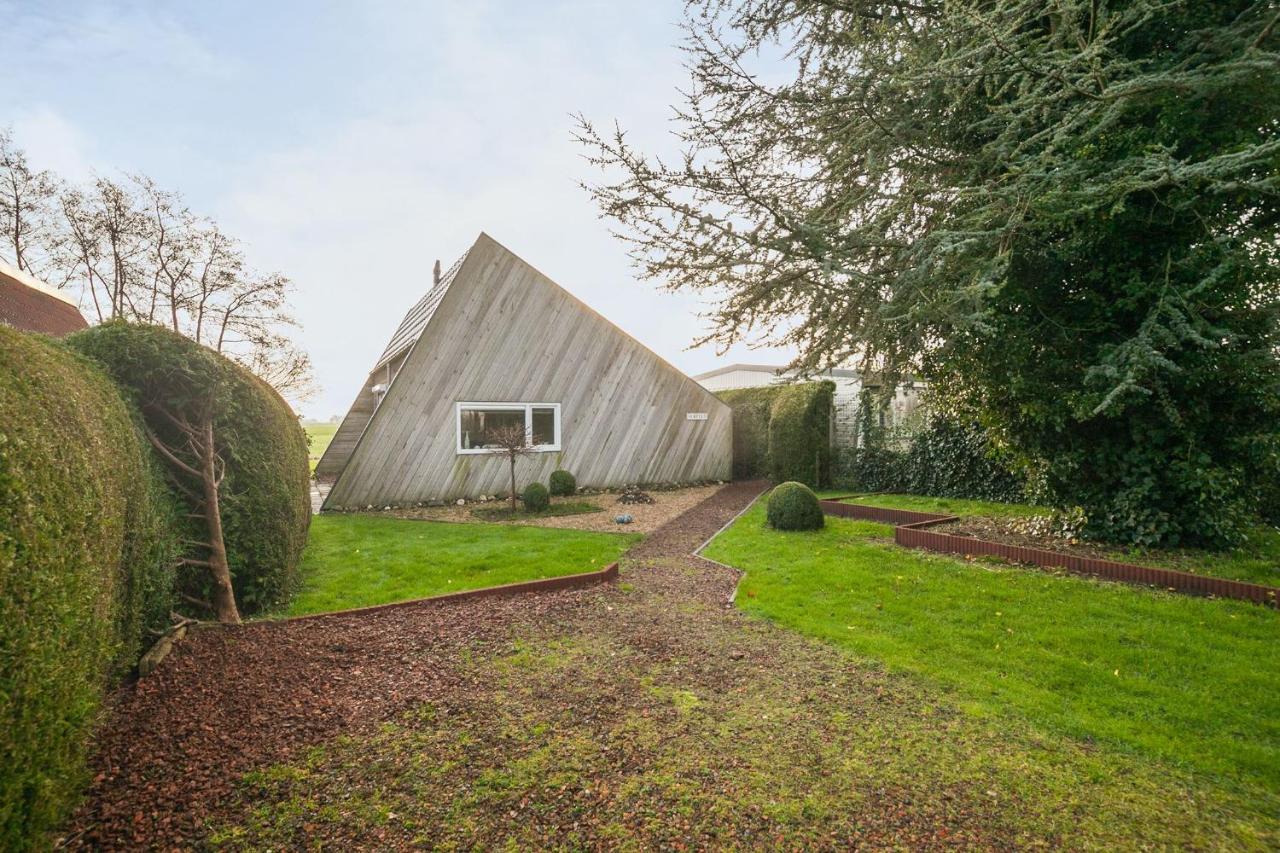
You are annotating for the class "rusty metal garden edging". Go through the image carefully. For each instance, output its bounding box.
[819,498,1278,607]
[279,562,620,623]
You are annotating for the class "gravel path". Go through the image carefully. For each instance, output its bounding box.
[62,480,1153,849]
[372,484,726,534]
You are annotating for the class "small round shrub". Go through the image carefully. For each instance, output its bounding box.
[522,481,550,512]
[548,469,577,497]
[766,481,825,531]
[0,326,177,846]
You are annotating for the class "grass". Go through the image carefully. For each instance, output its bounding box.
[471,500,601,521]
[821,491,1049,518]
[702,499,1280,795]
[303,422,338,473]
[822,492,1280,586]
[284,515,638,616]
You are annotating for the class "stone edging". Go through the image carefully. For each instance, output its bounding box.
[820,498,1279,607]
[691,486,768,606]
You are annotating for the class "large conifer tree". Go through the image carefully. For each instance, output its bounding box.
[580,0,1280,545]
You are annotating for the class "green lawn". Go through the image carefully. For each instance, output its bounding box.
[823,492,1280,586]
[821,491,1048,518]
[286,515,639,616]
[303,422,338,473]
[703,499,1280,798]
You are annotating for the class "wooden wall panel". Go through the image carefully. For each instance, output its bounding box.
[325,234,732,507]
[314,352,407,478]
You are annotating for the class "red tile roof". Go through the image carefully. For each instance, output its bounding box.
[0,263,88,337]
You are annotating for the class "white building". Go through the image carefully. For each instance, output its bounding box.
[692,363,923,448]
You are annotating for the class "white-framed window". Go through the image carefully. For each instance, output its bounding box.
[456,402,561,454]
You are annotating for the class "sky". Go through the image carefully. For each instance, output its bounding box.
[0,0,797,419]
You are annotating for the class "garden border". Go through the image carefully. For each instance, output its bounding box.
[278,562,620,623]
[820,498,1278,606]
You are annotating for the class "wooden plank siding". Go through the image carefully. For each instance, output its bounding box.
[323,233,732,508]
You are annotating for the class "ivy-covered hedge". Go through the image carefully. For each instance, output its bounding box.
[716,386,776,480]
[68,323,311,615]
[716,382,835,487]
[835,416,1028,504]
[768,382,834,486]
[0,327,177,848]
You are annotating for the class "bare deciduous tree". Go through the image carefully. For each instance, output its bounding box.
[0,131,316,403]
[0,128,61,278]
[482,422,542,513]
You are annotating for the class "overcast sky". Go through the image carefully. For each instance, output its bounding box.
[1,0,797,419]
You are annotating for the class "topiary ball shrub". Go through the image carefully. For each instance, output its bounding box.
[549,469,577,497]
[522,481,550,512]
[0,326,178,847]
[68,322,311,615]
[766,481,825,531]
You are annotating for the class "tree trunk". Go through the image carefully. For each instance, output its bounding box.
[509,455,518,513]
[199,419,240,624]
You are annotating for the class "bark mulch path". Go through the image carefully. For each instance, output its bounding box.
[63,480,1190,849]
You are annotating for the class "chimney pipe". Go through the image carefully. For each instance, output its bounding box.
[432,259,441,285]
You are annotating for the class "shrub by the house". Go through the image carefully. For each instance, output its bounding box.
[0,327,177,848]
[549,469,577,497]
[766,481,825,531]
[522,481,550,512]
[68,322,310,616]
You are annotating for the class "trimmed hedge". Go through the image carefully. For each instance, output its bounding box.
[766,481,825,531]
[768,382,834,486]
[68,323,311,615]
[522,481,550,512]
[548,469,577,497]
[717,382,835,487]
[717,387,776,480]
[0,327,177,848]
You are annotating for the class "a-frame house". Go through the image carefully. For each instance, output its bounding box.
[317,233,731,509]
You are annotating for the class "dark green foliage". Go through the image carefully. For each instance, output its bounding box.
[836,416,1027,505]
[582,1,1280,547]
[767,382,833,487]
[0,327,177,848]
[1258,457,1280,527]
[548,469,577,497]
[766,481,824,531]
[717,382,834,486]
[68,322,310,614]
[522,481,550,512]
[717,386,776,479]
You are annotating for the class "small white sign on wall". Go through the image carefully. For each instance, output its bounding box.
[686,412,708,421]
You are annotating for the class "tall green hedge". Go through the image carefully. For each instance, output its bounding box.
[716,386,777,479]
[0,327,177,848]
[68,323,311,614]
[767,382,834,486]
[716,381,834,487]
